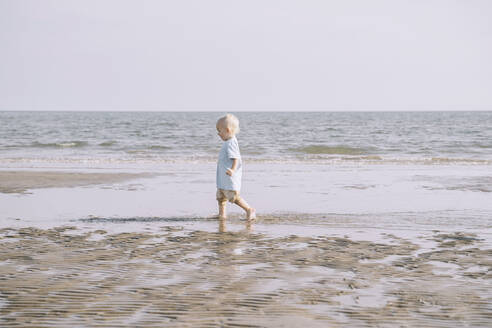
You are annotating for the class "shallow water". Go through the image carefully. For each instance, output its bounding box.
[1,162,490,233]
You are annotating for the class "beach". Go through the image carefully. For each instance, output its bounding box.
[1,111,491,326]
[1,222,490,327]
[1,163,491,327]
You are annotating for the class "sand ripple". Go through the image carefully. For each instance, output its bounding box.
[0,226,490,327]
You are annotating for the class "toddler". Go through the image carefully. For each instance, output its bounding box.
[216,114,256,221]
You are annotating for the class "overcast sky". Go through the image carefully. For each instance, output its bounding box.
[1,0,491,111]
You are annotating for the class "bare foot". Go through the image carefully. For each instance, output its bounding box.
[246,208,256,221]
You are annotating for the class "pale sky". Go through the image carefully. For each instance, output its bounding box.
[1,0,491,111]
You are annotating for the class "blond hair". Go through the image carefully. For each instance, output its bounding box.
[217,113,240,134]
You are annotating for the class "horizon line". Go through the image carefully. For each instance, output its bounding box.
[1,109,491,113]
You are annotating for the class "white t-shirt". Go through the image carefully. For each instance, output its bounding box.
[216,136,242,191]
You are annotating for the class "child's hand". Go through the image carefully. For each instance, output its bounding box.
[227,159,238,176]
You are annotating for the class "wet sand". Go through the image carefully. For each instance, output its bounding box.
[0,224,490,327]
[0,171,154,194]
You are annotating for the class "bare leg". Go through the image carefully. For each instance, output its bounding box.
[234,197,256,221]
[218,200,227,219]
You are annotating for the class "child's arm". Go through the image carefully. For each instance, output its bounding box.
[226,159,238,176]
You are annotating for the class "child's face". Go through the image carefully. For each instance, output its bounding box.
[216,122,233,141]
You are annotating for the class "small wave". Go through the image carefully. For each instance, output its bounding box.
[31,141,88,148]
[289,145,368,155]
[341,156,383,161]
[429,157,489,164]
[148,145,171,151]
[99,141,117,147]
[0,155,490,167]
[125,149,149,154]
[123,146,171,154]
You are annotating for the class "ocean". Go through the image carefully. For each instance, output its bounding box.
[1,111,491,166]
[0,110,490,230]
[1,111,491,227]
[1,111,491,327]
